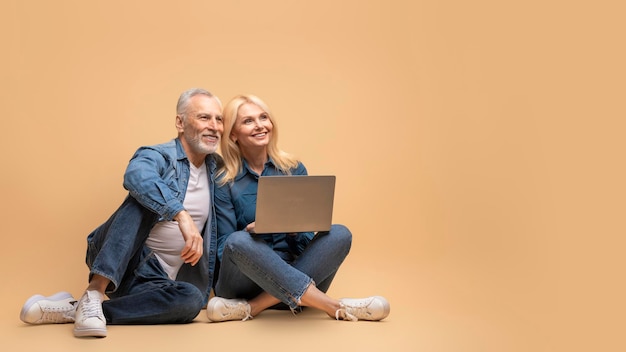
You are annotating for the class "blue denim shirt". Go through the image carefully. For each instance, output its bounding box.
[215,158,315,262]
[124,138,221,301]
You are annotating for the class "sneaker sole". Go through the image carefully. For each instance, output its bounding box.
[74,327,108,338]
[20,291,73,324]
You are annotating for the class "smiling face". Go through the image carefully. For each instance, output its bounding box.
[176,94,223,166]
[230,102,273,153]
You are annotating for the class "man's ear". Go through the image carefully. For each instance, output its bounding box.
[175,115,184,133]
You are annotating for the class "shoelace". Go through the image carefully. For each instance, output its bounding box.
[335,304,359,322]
[224,301,253,321]
[79,296,105,322]
[41,301,77,323]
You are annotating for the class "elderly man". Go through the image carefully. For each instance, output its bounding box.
[20,88,224,338]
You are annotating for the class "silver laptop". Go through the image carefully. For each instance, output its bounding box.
[253,175,336,234]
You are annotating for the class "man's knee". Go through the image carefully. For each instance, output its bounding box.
[172,283,205,322]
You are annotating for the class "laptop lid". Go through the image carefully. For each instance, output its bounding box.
[253,175,336,234]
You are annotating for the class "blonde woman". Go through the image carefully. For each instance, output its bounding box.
[207,94,389,322]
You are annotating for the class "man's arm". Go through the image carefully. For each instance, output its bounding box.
[123,146,202,264]
[123,147,185,221]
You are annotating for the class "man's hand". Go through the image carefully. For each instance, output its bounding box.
[174,210,203,266]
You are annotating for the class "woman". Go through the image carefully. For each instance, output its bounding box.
[207,94,389,322]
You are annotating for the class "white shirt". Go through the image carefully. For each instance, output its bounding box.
[145,162,210,279]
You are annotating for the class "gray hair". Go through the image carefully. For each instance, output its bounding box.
[176,88,221,118]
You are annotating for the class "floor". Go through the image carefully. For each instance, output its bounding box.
[1,255,555,352]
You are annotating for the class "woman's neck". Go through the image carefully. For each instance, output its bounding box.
[242,149,268,175]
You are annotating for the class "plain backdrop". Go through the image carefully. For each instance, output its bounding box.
[1,1,625,351]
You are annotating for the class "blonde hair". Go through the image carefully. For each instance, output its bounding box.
[218,94,299,185]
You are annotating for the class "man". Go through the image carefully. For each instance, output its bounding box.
[19,88,224,338]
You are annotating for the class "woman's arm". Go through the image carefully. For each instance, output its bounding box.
[214,181,238,261]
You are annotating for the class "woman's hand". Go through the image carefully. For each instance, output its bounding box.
[244,222,256,233]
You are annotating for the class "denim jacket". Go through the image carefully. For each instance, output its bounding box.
[124,138,222,301]
[215,158,315,262]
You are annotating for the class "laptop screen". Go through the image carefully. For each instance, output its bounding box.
[253,175,336,234]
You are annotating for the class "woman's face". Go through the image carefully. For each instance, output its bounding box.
[231,102,273,151]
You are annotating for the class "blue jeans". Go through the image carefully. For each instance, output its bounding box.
[215,224,352,310]
[86,196,205,324]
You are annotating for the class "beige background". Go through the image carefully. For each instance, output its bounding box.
[1,1,625,351]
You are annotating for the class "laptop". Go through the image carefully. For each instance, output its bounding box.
[253,175,336,234]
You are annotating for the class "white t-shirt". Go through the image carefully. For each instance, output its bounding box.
[145,162,210,280]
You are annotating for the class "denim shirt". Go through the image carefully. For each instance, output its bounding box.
[124,138,221,301]
[215,158,315,262]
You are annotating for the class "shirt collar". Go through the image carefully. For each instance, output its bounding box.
[236,156,277,180]
[174,138,188,162]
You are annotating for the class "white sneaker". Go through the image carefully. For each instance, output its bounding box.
[20,291,77,324]
[206,297,252,322]
[73,290,107,337]
[336,296,390,321]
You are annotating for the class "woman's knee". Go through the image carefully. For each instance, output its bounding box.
[224,231,256,254]
[330,224,352,246]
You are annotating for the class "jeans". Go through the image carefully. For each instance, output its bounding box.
[86,196,205,324]
[215,224,352,310]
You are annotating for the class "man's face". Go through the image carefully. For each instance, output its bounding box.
[177,95,223,159]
